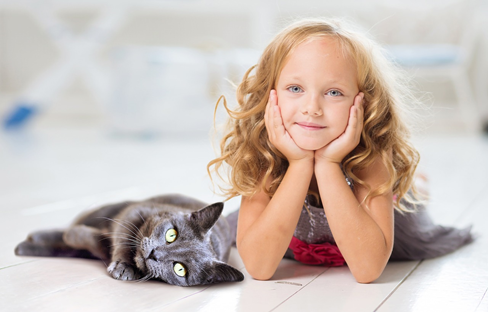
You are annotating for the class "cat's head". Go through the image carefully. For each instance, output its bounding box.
[134,202,244,286]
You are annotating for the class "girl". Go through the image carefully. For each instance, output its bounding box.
[208,18,473,283]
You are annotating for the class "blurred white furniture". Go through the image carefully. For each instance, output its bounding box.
[384,0,484,132]
[474,0,488,130]
[0,0,274,129]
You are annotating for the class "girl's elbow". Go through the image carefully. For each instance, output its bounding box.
[237,244,278,281]
[352,264,385,284]
[249,270,273,281]
[354,272,380,284]
[352,247,392,283]
[245,263,275,281]
[240,253,277,280]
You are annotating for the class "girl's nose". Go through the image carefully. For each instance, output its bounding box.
[301,95,323,116]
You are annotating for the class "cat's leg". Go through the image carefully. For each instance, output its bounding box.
[15,229,95,259]
[107,260,141,281]
[63,225,111,261]
[102,208,145,281]
[107,242,142,281]
[64,223,142,281]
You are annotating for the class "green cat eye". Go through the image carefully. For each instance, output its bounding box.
[165,229,178,243]
[174,262,187,277]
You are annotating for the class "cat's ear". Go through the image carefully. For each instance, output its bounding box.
[205,262,244,284]
[190,202,224,233]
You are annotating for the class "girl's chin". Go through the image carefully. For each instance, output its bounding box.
[295,140,328,151]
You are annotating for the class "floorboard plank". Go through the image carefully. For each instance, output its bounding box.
[2,128,486,312]
[377,184,488,312]
[163,259,331,312]
[273,262,420,312]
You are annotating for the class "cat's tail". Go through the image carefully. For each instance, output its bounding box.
[225,209,239,246]
[15,229,97,259]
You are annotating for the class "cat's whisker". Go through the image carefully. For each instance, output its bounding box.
[119,217,144,236]
[135,273,152,283]
[99,217,141,241]
[109,242,139,248]
[107,234,141,244]
[115,218,143,240]
[106,237,141,246]
[106,233,142,248]
[136,210,146,223]
[109,240,138,245]
[104,230,140,240]
[100,233,135,242]
[108,241,140,249]
[119,219,145,240]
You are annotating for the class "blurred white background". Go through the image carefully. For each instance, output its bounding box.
[1,0,488,213]
[2,3,488,311]
[0,0,487,135]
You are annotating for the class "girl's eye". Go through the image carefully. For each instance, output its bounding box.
[327,90,343,97]
[174,262,187,277]
[165,229,178,243]
[287,86,303,93]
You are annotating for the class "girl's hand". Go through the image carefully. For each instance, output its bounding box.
[315,92,364,164]
[265,90,314,164]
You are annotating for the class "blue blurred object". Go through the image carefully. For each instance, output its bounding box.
[385,44,461,67]
[3,103,37,129]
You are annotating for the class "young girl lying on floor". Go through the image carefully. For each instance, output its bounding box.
[208,18,473,283]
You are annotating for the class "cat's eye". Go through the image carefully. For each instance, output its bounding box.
[173,262,187,277]
[165,229,178,243]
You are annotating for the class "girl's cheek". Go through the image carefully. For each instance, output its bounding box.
[336,107,350,130]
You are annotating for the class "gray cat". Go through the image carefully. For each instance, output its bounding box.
[15,194,244,286]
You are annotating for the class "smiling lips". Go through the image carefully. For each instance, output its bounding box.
[296,122,326,130]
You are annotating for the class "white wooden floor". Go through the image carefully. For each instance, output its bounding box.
[1,125,487,312]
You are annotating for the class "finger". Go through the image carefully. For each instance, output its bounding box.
[341,100,359,143]
[271,98,286,140]
[352,93,364,140]
[355,92,365,131]
[269,89,277,105]
[272,96,282,130]
[265,90,281,140]
[355,92,364,116]
[264,90,274,130]
[349,105,358,132]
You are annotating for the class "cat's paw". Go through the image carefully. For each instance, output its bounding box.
[107,261,140,281]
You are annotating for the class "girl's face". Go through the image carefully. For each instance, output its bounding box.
[275,37,359,150]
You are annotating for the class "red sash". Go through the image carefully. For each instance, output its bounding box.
[288,236,345,266]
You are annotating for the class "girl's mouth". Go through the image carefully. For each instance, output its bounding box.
[296,122,326,130]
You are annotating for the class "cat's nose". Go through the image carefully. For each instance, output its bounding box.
[147,249,164,261]
[148,249,158,261]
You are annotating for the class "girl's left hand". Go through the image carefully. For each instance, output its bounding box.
[315,92,364,164]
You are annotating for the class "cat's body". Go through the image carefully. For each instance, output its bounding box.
[15,194,244,286]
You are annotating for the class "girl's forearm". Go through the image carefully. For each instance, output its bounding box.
[237,160,313,280]
[315,161,393,283]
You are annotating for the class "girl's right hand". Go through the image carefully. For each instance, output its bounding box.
[264,90,314,164]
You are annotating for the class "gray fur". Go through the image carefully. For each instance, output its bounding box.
[15,194,244,286]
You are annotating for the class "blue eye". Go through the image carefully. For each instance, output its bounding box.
[327,90,342,97]
[287,86,303,93]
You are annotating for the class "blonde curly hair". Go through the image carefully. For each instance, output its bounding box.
[208,18,420,211]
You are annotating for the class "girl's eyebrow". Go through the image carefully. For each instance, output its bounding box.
[326,78,354,87]
[281,75,304,82]
[281,75,355,89]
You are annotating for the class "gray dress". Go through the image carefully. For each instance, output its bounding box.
[226,192,474,264]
